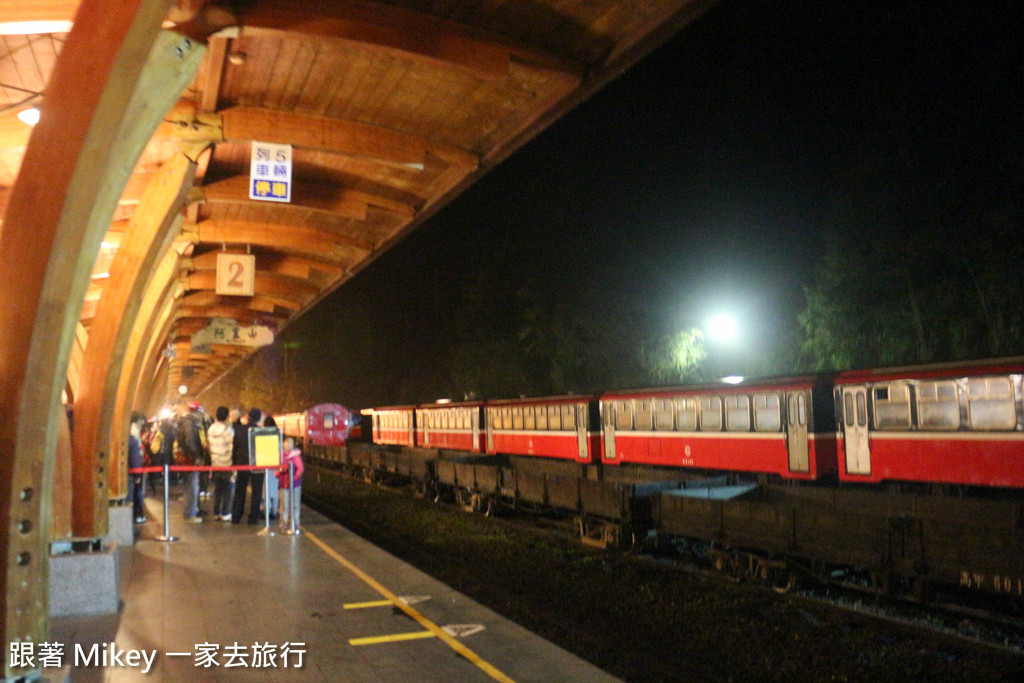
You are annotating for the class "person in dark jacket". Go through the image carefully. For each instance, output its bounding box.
[177,402,207,523]
[128,411,147,523]
[231,407,265,524]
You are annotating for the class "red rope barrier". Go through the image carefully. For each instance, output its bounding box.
[128,464,279,474]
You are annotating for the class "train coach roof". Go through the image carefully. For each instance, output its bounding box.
[835,357,1024,384]
[484,394,597,406]
[599,375,835,399]
[416,400,485,409]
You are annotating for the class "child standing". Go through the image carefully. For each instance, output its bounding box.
[277,436,304,531]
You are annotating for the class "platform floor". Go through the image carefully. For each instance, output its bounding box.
[52,492,619,682]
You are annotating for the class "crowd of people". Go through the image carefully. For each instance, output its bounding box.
[129,403,303,530]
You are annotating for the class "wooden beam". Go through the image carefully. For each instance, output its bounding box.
[194,218,374,255]
[167,106,478,172]
[70,34,203,532]
[74,152,199,502]
[199,175,369,220]
[200,34,228,112]
[189,249,345,279]
[223,0,583,82]
[115,239,185,442]
[0,0,180,672]
[185,270,319,304]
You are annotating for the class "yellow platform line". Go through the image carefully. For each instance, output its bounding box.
[304,530,514,683]
[344,599,393,609]
[350,630,436,646]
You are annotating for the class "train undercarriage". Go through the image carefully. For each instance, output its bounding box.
[304,441,1024,608]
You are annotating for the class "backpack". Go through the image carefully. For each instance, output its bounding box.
[149,429,164,456]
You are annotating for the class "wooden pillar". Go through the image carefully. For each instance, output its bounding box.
[74,152,199,503]
[0,0,185,675]
[111,220,192,493]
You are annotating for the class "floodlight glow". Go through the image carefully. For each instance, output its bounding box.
[721,376,745,385]
[707,313,738,343]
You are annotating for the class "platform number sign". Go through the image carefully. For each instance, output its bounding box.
[216,253,256,296]
[250,141,292,203]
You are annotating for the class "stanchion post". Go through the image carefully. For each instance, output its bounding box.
[257,468,275,536]
[155,463,178,542]
[283,460,299,535]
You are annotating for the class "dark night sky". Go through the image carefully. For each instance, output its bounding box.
[283,0,1023,408]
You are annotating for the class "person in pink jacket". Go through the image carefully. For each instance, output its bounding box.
[277,436,304,530]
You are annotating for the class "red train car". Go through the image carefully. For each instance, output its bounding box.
[599,376,839,481]
[278,404,353,446]
[415,401,485,452]
[370,405,417,447]
[485,395,599,463]
[834,359,1024,488]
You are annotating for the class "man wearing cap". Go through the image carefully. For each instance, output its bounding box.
[231,407,265,524]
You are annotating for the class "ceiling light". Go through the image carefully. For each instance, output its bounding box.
[17,108,40,126]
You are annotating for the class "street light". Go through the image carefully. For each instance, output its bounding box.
[706,313,738,344]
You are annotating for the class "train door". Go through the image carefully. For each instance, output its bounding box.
[576,403,588,460]
[486,408,495,452]
[840,386,871,475]
[786,391,809,472]
[602,402,616,461]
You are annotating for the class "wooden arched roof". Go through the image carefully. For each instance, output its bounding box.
[0,2,714,670]
[3,0,713,409]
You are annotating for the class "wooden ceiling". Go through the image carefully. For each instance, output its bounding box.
[0,0,714,408]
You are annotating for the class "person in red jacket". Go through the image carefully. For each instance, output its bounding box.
[277,436,304,530]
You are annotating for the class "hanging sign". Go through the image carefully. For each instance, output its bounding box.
[191,317,274,351]
[250,141,292,202]
[216,252,256,296]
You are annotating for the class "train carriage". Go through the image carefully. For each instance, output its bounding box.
[370,405,417,447]
[277,403,353,446]
[599,376,839,480]
[485,395,600,463]
[835,359,1024,488]
[415,401,485,452]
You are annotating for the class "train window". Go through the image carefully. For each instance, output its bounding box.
[674,397,697,431]
[614,400,633,430]
[561,404,576,430]
[524,407,535,430]
[653,399,673,430]
[634,400,654,431]
[513,406,524,430]
[967,377,1016,430]
[699,396,722,431]
[918,381,960,430]
[725,395,751,431]
[856,392,867,426]
[753,393,781,432]
[536,406,548,430]
[873,382,911,430]
[548,405,561,430]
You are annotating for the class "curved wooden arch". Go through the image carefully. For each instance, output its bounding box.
[0,1,192,674]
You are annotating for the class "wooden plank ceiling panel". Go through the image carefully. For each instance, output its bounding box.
[0,0,714,406]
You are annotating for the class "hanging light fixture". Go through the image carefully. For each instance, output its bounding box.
[17,107,40,126]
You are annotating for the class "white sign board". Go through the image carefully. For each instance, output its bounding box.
[191,318,274,351]
[250,141,292,202]
[215,253,256,296]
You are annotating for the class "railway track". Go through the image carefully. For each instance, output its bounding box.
[308,457,1024,666]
